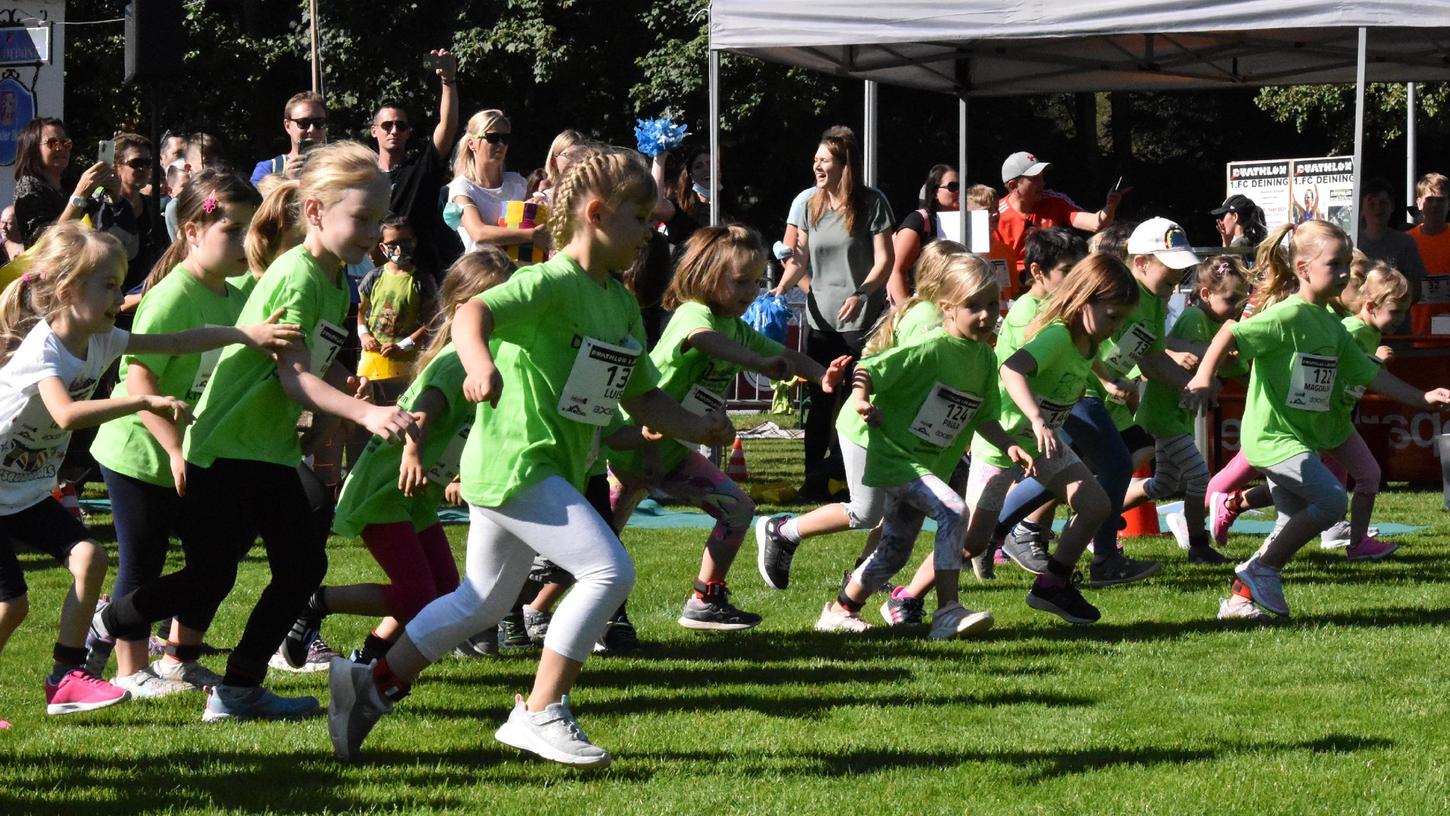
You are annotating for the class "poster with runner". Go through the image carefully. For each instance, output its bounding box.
[1226,160,1291,228]
[1290,156,1355,232]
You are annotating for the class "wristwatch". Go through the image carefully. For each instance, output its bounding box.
[68,194,88,209]
[851,287,869,299]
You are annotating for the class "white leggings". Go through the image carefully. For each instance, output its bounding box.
[404,476,635,663]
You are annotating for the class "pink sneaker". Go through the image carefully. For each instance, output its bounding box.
[1209,491,1242,548]
[45,669,131,715]
[1345,534,1399,561]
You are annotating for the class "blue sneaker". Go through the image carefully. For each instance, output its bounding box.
[202,684,319,722]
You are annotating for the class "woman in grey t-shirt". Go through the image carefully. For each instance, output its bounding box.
[773,126,894,499]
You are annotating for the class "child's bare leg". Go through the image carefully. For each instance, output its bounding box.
[0,595,29,655]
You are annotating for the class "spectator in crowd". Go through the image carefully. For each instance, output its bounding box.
[111,133,161,306]
[993,150,1122,271]
[1357,177,1426,334]
[167,133,227,240]
[372,49,460,279]
[964,184,1021,297]
[652,145,713,249]
[12,117,117,246]
[158,129,188,168]
[249,91,327,185]
[1210,194,1267,248]
[0,206,22,263]
[887,163,957,305]
[1410,172,1450,276]
[773,125,894,501]
[444,109,536,254]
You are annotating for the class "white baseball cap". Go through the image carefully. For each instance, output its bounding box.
[1126,217,1200,270]
[1001,151,1050,184]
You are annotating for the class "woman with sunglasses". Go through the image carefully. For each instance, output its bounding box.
[887,164,959,305]
[111,134,163,310]
[444,109,542,254]
[12,117,118,247]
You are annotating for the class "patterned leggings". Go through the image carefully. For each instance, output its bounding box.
[852,474,967,594]
[609,451,756,560]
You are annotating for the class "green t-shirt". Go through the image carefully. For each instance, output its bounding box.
[1135,305,1246,440]
[460,253,660,507]
[185,244,350,468]
[971,320,1093,467]
[1332,313,1382,423]
[850,329,999,486]
[894,300,942,345]
[333,346,475,537]
[1087,281,1166,430]
[91,267,248,486]
[996,293,1043,363]
[1232,296,1381,466]
[609,300,783,477]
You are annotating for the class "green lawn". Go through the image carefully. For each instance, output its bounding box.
[2,430,1449,814]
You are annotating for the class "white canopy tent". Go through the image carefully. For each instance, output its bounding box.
[706,1,1450,241]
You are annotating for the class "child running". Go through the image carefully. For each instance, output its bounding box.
[86,171,262,697]
[755,239,968,592]
[288,248,514,666]
[967,254,1140,624]
[608,224,848,631]
[0,222,297,719]
[91,141,420,722]
[1184,220,1448,619]
[329,147,735,767]
[813,253,1029,638]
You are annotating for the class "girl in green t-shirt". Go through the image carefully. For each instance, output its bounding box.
[1186,221,1449,619]
[813,255,1029,639]
[966,254,1141,626]
[88,171,262,697]
[334,149,735,768]
[607,225,847,633]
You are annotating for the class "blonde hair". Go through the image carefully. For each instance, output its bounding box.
[1340,258,1409,315]
[413,247,516,377]
[452,109,511,186]
[663,224,765,312]
[246,177,302,275]
[0,223,127,365]
[1416,172,1449,200]
[547,147,657,249]
[296,140,385,211]
[862,239,967,355]
[1250,220,1349,314]
[545,129,586,184]
[965,184,997,210]
[1026,253,1139,343]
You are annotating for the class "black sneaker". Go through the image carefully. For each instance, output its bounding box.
[498,612,533,650]
[678,583,762,631]
[971,548,996,581]
[1002,525,1051,574]
[1026,574,1100,625]
[1187,544,1231,565]
[878,590,925,626]
[755,514,799,590]
[594,612,640,654]
[281,594,327,669]
[1086,551,1161,587]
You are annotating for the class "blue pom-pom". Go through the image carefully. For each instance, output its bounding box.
[634,116,690,157]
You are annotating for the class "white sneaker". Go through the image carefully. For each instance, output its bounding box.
[1217,595,1268,621]
[494,694,611,768]
[927,602,994,640]
[814,603,870,633]
[152,658,223,690]
[1319,520,1352,549]
[113,666,193,699]
[1165,511,1191,550]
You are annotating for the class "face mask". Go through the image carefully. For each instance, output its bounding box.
[693,182,713,200]
[383,244,414,265]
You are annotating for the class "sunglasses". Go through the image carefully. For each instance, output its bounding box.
[935,181,961,192]
[44,137,72,150]
[479,132,511,145]
[289,117,328,130]
[123,158,153,170]
[377,120,411,133]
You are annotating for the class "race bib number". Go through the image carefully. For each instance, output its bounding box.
[1102,324,1156,375]
[187,324,226,401]
[1287,352,1336,412]
[680,383,727,417]
[1037,397,1074,429]
[557,335,641,427]
[309,319,347,377]
[426,422,472,486]
[909,383,981,447]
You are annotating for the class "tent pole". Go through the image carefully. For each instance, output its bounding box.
[1350,27,1367,246]
[1407,82,1418,210]
[863,80,878,187]
[958,95,968,227]
[708,49,720,227]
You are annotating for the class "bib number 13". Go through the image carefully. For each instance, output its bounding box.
[557,335,641,426]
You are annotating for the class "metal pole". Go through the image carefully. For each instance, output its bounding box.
[1350,27,1367,246]
[863,80,878,187]
[708,49,720,227]
[309,0,321,95]
[1407,82,1418,211]
[958,96,968,233]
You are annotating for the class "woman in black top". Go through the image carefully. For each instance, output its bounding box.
[887,163,958,304]
[12,117,117,246]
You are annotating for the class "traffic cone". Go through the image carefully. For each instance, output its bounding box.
[726,438,749,482]
[1120,462,1160,537]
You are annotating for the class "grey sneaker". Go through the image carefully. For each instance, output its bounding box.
[329,658,391,761]
[1086,551,1161,587]
[151,658,223,690]
[269,637,341,673]
[927,602,994,640]
[201,684,319,722]
[494,694,611,768]
[84,597,115,677]
[1234,556,1289,617]
[521,605,551,646]
[971,548,996,580]
[113,666,193,699]
[453,627,500,658]
[1002,525,1051,574]
[1319,519,1352,549]
[756,514,799,590]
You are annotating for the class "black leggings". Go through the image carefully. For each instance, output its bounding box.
[802,327,862,488]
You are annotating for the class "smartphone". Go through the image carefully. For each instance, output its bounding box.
[98,139,116,166]
[424,53,449,71]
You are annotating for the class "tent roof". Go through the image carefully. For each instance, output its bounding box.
[709,1,1450,95]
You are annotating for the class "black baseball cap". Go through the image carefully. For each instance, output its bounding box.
[1210,194,1254,216]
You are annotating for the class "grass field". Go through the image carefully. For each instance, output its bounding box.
[2,425,1449,814]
